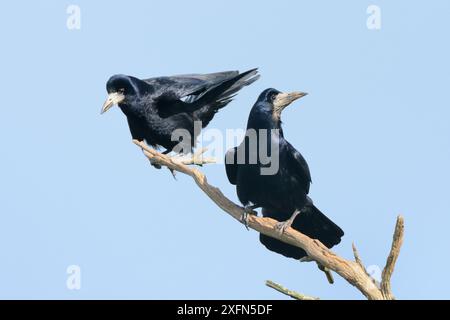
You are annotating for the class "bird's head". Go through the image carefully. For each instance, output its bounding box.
[253,88,307,122]
[101,75,147,114]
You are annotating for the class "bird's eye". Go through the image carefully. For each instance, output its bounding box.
[118,88,125,94]
[271,93,277,101]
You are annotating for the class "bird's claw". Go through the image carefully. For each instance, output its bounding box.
[241,211,250,230]
[241,207,256,230]
[275,220,293,235]
[275,209,301,235]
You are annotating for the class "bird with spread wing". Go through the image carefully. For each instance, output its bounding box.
[101,69,259,157]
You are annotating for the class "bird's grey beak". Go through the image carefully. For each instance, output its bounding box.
[273,91,308,111]
[101,92,125,114]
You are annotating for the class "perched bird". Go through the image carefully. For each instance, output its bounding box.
[225,88,344,260]
[101,69,259,155]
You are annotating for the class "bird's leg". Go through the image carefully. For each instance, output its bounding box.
[275,198,313,233]
[241,205,259,230]
[275,209,301,235]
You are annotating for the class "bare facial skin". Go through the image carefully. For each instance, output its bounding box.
[272,91,308,118]
[101,91,125,114]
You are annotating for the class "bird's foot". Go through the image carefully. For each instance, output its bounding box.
[275,209,301,235]
[241,205,258,230]
[274,221,293,235]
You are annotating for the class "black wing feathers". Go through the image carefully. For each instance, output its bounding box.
[152,69,259,118]
[286,142,312,193]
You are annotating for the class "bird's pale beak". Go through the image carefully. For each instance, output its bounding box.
[273,91,308,111]
[101,92,125,114]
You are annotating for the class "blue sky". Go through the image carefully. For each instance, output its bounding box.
[0,1,449,299]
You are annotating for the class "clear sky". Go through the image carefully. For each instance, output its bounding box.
[0,1,449,299]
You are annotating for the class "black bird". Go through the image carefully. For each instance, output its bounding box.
[225,88,344,260]
[101,69,259,155]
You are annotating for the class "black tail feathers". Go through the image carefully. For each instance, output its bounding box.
[259,204,344,260]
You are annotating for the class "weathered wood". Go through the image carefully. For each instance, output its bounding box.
[133,140,404,300]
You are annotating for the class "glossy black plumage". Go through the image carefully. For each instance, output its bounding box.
[225,88,344,259]
[103,69,259,153]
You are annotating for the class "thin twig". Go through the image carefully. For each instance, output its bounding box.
[352,242,379,288]
[265,280,319,300]
[352,243,365,269]
[381,215,404,299]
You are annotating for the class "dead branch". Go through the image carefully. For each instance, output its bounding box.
[133,140,404,300]
[265,280,319,300]
[172,148,216,165]
[381,216,404,299]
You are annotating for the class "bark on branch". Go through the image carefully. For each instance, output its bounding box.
[133,140,404,300]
